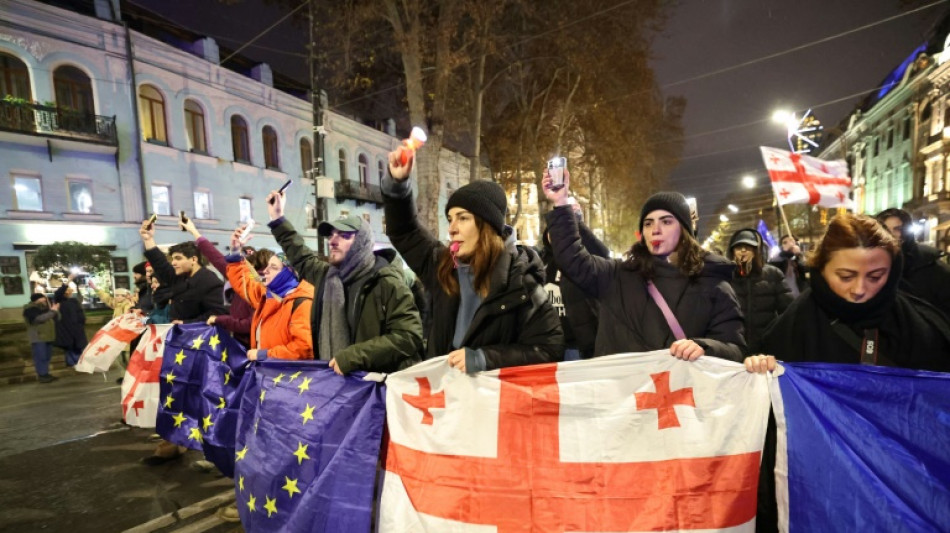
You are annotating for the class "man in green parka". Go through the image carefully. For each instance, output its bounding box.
[259,189,423,374]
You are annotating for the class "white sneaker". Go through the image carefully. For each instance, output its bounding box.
[217,504,240,523]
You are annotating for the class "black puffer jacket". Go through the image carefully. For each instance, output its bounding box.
[383,183,564,370]
[726,230,792,353]
[545,206,745,361]
[900,240,950,318]
[144,248,226,323]
[52,284,88,352]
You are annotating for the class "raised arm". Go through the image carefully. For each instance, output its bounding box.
[264,190,329,284]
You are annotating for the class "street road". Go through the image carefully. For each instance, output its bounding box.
[0,371,241,532]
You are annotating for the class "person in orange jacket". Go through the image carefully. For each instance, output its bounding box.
[225,227,314,361]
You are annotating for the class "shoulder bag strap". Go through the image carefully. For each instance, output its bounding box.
[646,280,686,341]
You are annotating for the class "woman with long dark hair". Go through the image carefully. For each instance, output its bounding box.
[542,172,744,361]
[383,149,563,373]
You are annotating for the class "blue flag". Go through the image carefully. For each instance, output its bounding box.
[757,219,777,250]
[773,363,950,532]
[156,324,249,477]
[233,360,386,532]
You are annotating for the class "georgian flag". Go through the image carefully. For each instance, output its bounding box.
[121,324,173,427]
[75,313,147,373]
[760,146,853,208]
[380,351,772,532]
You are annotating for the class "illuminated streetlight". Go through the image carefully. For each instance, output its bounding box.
[771,110,791,125]
[727,204,739,213]
[742,175,756,189]
[719,214,729,223]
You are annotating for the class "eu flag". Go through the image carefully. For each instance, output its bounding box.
[233,360,386,532]
[156,323,249,477]
[773,363,950,533]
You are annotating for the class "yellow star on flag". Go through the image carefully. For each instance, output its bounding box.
[297,377,312,395]
[163,395,174,409]
[293,442,310,465]
[246,494,257,513]
[260,390,266,402]
[174,349,186,365]
[300,404,315,425]
[224,371,231,385]
[191,336,205,349]
[288,371,302,383]
[236,445,248,461]
[264,496,278,518]
[188,427,203,443]
[238,475,245,492]
[172,412,187,428]
[202,414,214,432]
[282,476,301,499]
[221,348,228,363]
[165,371,176,384]
[216,397,226,410]
[273,373,286,385]
[209,334,221,350]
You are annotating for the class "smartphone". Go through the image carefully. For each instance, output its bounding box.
[269,179,293,205]
[179,210,189,231]
[548,157,567,190]
[146,213,157,230]
[239,219,255,242]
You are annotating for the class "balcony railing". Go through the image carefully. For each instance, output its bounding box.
[0,100,118,146]
[334,180,383,205]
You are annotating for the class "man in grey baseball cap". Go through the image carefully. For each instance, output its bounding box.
[263,190,423,376]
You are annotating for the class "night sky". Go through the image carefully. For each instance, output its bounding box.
[132,0,950,235]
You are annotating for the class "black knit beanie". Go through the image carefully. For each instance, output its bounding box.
[445,180,508,236]
[639,191,694,237]
[30,293,46,302]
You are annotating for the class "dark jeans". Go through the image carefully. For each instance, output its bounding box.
[64,349,81,367]
[31,342,53,376]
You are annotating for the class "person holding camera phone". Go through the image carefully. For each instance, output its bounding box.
[383,145,564,374]
[541,167,745,362]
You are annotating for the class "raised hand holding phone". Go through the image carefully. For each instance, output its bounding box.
[179,210,190,232]
[541,161,570,207]
[390,126,426,180]
[269,179,292,205]
[146,213,158,230]
[238,219,255,243]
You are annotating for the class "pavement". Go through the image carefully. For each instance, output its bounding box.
[0,368,244,533]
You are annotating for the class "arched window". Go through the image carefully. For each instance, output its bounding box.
[53,65,93,114]
[338,149,348,181]
[300,138,313,176]
[0,52,31,99]
[358,154,368,187]
[262,126,279,169]
[184,99,207,153]
[138,84,167,143]
[231,115,250,163]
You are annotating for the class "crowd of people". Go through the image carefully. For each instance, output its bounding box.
[20,145,950,529]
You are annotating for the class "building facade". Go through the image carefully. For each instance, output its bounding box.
[818,36,950,252]
[0,0,475,315]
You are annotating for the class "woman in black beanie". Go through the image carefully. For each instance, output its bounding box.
[542,170,745,362]
[382,147,564,374]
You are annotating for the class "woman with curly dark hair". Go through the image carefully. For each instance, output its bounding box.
[542,172,745,362]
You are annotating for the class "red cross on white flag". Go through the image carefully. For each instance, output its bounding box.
[75,312,148,373]
[380,351,771,532]
[760,146,853,209]
[122,324,173,428]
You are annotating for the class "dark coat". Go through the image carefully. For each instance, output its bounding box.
[899,240,950,318]
[545,206,745,361]
[383,188,564,369]
[759,263,950,372]
[269,218,424,373]
[53,285,88,352]
[196,236,253,347]
[144,247,226,323]
[727,265,792,353]
[768,250,808,294]
[541,219,609,358]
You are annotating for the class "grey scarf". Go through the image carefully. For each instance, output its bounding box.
[318,221,376,360]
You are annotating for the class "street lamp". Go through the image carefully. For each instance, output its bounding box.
[719,214,729,223]
[742,175,756,189]
[727,204,739,213]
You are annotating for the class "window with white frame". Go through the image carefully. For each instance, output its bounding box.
[358,154,368,187]
[194,190,212,219]
[184,99,207,153]
[67,179,93,213]
[13,174,43,211]
[151,184,171,216]
[239,197,253,223]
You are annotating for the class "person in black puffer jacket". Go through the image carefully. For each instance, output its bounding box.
[726,228,792,353]
[542,172,745,362]
[876,208,950,318]
[383,148,564,374]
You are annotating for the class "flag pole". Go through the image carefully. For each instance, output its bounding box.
[777,200,795,242]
